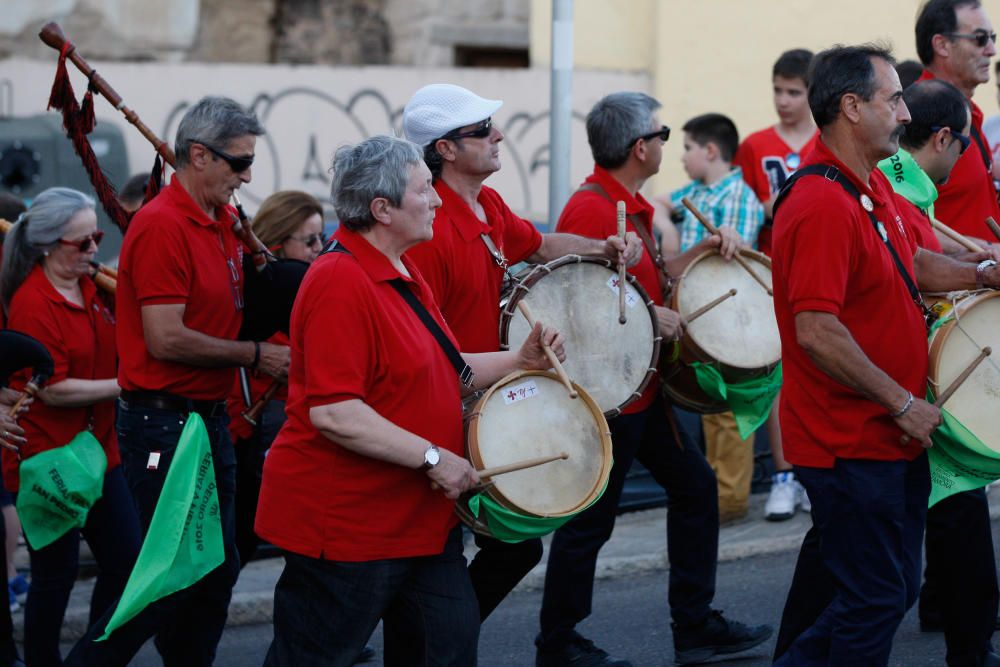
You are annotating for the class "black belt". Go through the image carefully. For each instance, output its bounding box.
[120,390,227,419]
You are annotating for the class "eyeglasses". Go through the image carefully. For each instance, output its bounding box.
[633,125,671,145]
[57,230,104,252]
[945,30,997,48]
[931,125,971,154]
[286,233,324,248]
[443,118,493,141]
[198,143,255,173]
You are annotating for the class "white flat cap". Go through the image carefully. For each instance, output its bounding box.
[403,84,503,147]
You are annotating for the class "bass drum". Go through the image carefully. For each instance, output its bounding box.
[662,249,781,413]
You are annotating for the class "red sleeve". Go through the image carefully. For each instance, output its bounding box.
[556,192,613,238]
[130,221,191,305]
[782,193,857,317]
[7,296,69,384]
[299,259,377,408]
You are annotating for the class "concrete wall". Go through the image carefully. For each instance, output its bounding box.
[0,57,645,222]
[530,0,1000,196]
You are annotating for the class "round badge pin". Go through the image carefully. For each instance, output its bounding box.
[860,194,874,212]
[786,152,801,170]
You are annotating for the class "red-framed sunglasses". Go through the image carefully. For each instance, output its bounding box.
[57,230,104,252]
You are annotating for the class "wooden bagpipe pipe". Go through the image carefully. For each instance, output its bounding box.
[36,22,306,423]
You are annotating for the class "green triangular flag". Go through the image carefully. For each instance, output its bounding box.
[926,388,1000,507]
[97,413,224,640]
[17,430,107,550]
[691,362,783,439]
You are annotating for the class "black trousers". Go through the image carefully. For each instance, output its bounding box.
[468,533,543,621]
[539,396,719,646]
[920,488,999,667]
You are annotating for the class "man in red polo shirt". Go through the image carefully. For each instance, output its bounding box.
[914,3,1000,664]
[770,45,1000,666]
[68,96,289,667]
[401,83,642,628]
[255,135,563,665]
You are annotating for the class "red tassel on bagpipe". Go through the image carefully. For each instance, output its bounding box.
[46,41,130,234]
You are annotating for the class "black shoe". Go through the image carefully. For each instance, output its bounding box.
[354,644,376,664]
[672,610,772,665]
[535,631,633,667]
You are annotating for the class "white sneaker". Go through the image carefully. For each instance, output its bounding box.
[765,471,799,521]
[797,481,811,513]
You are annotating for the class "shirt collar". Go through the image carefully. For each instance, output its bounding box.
[806,136,890,207]
[24,264,96,312]
[586,166,655,218]
[332,227,419,284]
[692,167,746,194]
[434,179,494,243]
[165,176,235,229]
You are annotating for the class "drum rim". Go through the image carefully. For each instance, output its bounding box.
[465,369,613,518]
[497,255,662,418]
[927,290,1000,402]
[670,248,781,373]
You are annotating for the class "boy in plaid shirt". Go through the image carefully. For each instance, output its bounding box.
[667,113,763,523]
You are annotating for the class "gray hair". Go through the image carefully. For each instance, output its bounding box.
[331,136,424,232]
[586,92,662,169]
[1,187,94,310]
[174,96,265,169]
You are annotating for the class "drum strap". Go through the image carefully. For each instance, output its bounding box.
[773,163,936,328]
[575,183,675,297]
[322,240,475,387]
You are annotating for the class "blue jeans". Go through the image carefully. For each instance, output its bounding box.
[773,454,929,667]
[265,526,479,667]
[66,400,240,667]
[539,396,719,646]
[22,466,140,667]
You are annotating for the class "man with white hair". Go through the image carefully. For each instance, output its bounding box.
[402,84,642,624]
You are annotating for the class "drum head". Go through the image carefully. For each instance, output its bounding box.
[502,258,658,416]
[675,251,781,370]
[468,371,611,517]
[929,292,1000,451]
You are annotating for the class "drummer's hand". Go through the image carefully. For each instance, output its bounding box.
[605,232,643,269]
[0,413,25,456]
[714,226,745,261]
[256,342,290,381]
[427,449,480,499]
[895,395,941,449]
[654,305,686,342]
[517,323,566,370]
[0,388,31,414]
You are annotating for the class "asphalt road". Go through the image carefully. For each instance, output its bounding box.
[119,536,965,666]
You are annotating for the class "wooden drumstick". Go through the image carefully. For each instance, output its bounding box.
[681,197,773,296]
[686,289,737,324]
[241,380,283,426]
[900,346,991,444]
[931,218,985,253]
[8,383,38,419]
[516,301,578,398]
[617,201,628,325]
[478,452,569,479]
[986,217,1000,244]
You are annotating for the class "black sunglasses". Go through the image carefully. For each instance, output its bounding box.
[945,30,997,48]
[57,230,104,252]
[633,125,671,145]
[931,125,971,154]
[443,118,493,141]
[199,143,255,173]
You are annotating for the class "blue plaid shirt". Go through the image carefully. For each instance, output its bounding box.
[669,167,765,251]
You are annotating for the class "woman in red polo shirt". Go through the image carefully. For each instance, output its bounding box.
[0,187,141,667]
[226,190,324,568]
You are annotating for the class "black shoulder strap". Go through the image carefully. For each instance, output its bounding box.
[321,239,474,387]
[970,125,993,175]
[773,164,935,327]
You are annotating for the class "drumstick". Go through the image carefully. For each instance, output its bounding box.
[686,289,737,324]
[478,452,569,479]
[516,301,578,398]
[986,217,1000,243]
[8,383,38,419]
[680,198,773,296]
[931,218,984,253]
[617,201,628,325]
[900,346,991,444]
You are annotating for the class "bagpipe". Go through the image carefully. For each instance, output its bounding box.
[36,23,307,421]
[0,330,55,419]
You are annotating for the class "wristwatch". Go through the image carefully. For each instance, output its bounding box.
[976,259,997,290]
[420,445,441,471]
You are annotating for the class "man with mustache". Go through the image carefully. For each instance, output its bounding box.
[769,44,1000,665]
[914,3,1000,665]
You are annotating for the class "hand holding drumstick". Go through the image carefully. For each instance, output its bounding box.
[516,302,576,398]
